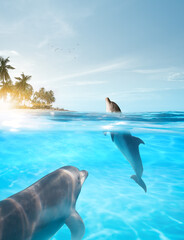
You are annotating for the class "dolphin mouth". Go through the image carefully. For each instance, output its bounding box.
[80,170,88,185]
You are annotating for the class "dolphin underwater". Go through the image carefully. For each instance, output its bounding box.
[105,97,147,192]
[111,132,147,192]
[0,166,88,240]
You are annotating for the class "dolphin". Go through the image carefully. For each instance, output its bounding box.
[105,97,121,112]
[105,97,147,192]
[111,132,147,192]
[0,166,88,240]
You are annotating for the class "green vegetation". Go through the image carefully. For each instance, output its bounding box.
[0,56,56,109]
[32,88,55,109]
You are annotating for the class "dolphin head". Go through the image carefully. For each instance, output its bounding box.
[79,170,88,185]
[62,166,88,200]
[105,97,111,112]
[105,97,111,103]
[105,97,121,113]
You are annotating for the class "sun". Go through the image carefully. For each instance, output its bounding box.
[0,94,14,110]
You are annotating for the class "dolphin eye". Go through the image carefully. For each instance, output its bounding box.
[77,176,80,183]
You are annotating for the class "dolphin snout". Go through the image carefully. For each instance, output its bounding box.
[80,170,88,185]
[105,97,110,103]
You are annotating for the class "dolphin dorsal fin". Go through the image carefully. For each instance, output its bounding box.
[132,136,145,145]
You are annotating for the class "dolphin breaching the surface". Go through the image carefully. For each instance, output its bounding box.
[0,166,88,240]
[105,97,121,112]
[105,97,147,192]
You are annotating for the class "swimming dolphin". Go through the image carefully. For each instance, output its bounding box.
[111,132,147,192]
[105,97,147,192]
[105,97,121,112]
[0,166,88,240]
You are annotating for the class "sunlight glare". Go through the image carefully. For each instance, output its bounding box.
[0,96,14,110]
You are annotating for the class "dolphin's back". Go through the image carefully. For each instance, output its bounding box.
[124,134,144,177]
[0,198,30,240]
[0,169,73,240]
[111,132,144,177]
[111,101,121,112]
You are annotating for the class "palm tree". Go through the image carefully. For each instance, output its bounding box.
[45,90,55,105]
[0,79,13,100]
[0,57,15,86]
[32,87,55,108]
[0,57,15,101]
[14,73,33,106]
[32,87,45,107]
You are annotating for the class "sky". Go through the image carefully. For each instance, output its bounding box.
[0,0,184,112]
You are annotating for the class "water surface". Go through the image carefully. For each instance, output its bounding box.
[0,110,183,240]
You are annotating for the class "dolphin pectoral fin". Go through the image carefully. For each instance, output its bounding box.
[65,211,85,240]
[132,136,145,145]
[131,175,147,193]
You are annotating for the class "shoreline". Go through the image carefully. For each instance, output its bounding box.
[0,107,71,113]
[16,106,69,111]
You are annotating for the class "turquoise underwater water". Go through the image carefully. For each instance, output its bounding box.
[0,110,184,240]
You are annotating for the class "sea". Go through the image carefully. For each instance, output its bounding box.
[0,110,183,240]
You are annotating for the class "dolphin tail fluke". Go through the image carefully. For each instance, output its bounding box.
[131,175,147,193]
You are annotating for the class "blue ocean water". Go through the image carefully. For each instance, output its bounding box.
[0,110,184,240]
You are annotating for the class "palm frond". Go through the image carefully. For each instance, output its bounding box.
[6,65,15,70]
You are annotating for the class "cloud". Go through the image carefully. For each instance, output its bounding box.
[37,39,49,49]
[108,86,184,100]
[33,14,75,40]
[63,80,106,87]
[109,88,157,97]
[57,20,75,37]
[55,60,129,81]
[0,50,20,57]
[168,72,184,81]
[0,7,75,42]
[132,68,170,74]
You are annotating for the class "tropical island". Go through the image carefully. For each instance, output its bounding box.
[0,56,65,111]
